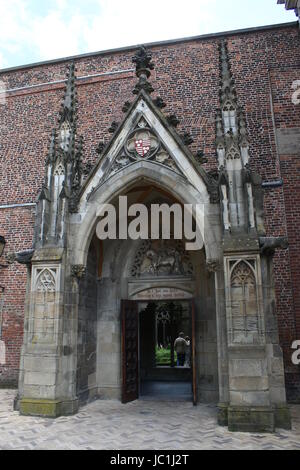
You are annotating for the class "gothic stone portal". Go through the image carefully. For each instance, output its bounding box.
[93,237,218,406]
[16,48,291,432]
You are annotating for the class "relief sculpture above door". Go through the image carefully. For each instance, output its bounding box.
[130,240,194,278]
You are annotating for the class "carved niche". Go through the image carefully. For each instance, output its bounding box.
[225,257,265,346]
[131,240,194,278]
[102,117,183,182]
[30,267,59,344]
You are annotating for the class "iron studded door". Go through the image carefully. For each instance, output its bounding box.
[121,300,139,404]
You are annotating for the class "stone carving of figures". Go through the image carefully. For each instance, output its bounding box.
[144,246,183,275]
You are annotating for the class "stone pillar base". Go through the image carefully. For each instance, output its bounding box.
[218,403,229,427]
[20,398,79,418]
[228,406,275,433]
[274,405,292,430]
[13,393,21,411]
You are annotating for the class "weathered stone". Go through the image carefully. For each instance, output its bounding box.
[218,403,229,427]
[20,398,78,418]
[276,127,300,155]
[10,40,291,435]
[228,406,275,433]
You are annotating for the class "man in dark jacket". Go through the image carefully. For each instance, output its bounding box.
[174,332,187,367]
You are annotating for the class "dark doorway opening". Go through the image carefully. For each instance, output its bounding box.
[139,300,193,401]
[121,299,197,404]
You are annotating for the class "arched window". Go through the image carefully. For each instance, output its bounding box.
[36,268,56,292]
[223,102,237,134]
[230,260,259,343]
[34,268,57,341]
[54,162,65,177]
[226,146,240,160]
[59,121,71,151]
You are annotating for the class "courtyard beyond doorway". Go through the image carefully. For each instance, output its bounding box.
[138,300,193,402]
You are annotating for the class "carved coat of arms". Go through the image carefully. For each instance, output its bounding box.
[135,138,151,157]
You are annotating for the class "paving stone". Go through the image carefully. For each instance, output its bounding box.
[0,390,299,450]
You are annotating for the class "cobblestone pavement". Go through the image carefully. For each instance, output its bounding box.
[0,390,300,450]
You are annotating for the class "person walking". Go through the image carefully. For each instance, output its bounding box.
[174,332,187,367]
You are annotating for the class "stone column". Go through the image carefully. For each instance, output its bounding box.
[222,240,291,432]
[18,248,79,418]
[208,260,230,425]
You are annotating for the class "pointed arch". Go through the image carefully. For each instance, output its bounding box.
[227,258,262,344]
[226,146,241,160]
[230,259,256,278]
[54,161,65,177]
[70,162,221,268]
[222,103,237,134]
[35,268,57,292]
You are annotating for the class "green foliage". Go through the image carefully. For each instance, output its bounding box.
[155,346,177,365]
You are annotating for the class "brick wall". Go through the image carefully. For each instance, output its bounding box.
[0,23,299,398]
[0,207,35,386]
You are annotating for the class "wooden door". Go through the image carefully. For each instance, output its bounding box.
[121,300,139,404]
[191,300,197,406]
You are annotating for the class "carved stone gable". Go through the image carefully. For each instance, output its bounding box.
[102,116,185,183]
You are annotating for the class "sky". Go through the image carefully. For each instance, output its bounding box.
[0,0,296,70]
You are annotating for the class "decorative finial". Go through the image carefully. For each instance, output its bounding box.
[132,46,155,95]
[219,41,237,109]
[59,62,77,127]
[132,46,154,78]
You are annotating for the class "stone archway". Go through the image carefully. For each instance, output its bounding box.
[70,162,222,270]
[72,176,221,406]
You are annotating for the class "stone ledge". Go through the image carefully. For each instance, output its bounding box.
[274,405,292,430]
[20,397,79,418]
[228,406,275,433]
[227,405,292,433]
[218,403,229,427]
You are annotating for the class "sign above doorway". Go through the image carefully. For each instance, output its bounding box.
[132,287,193,301]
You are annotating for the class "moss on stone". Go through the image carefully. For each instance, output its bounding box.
[274,406,292,430]
[228,407,275,433]
[20,399,62,418]
[218,404,229,427]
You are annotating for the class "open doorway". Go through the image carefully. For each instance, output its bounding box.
[139,300,193,401]
[121,298,196,404]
